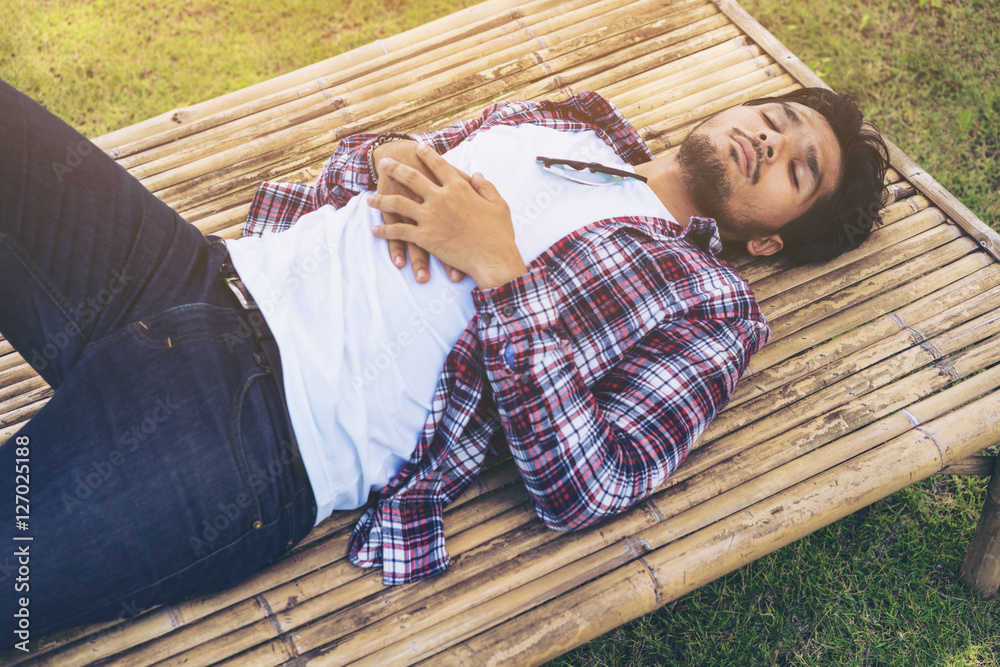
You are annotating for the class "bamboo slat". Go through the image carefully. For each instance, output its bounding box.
[122,0,615,176]
[3,0,1000,665]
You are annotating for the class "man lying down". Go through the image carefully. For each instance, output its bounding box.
[0,83,888,638]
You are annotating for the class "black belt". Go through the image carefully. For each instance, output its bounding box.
[220,254,308,479]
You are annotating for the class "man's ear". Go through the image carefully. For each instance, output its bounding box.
[746,234,783,257]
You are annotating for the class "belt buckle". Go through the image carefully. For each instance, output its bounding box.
[224,274,257,311]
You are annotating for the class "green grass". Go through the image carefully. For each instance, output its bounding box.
[0,0,482,135]
[2,0,999,665]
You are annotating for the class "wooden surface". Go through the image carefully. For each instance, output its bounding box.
[2,0,999,664]
[960,458,1000,597]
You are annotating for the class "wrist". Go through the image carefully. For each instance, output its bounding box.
[472,256,528,290]
[366,134,415,185]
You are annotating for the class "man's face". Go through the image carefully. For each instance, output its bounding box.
[677,101,843,245]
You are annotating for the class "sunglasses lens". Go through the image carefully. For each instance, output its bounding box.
[543,162,624,186]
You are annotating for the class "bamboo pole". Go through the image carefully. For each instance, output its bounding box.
[754,235,976,350]
[704,291,999,445]
[0,396,46,430]
[739,192,951,307]
[128,506,542,667]
[136,4,745,221]
[732,253,998,404]
[20,462,524,666]
[0,359,43,389]
[681,335,1000,506]
[747,260,1000,374]
[0,376,49,413]
[725,254,999,412]
[757,223,967,332]
[686,327,1000,491]
[512,17,741,102]
[752,208,954,313]
[960,457,1000,597]
[730,185,921,292]
[119,0,601,175]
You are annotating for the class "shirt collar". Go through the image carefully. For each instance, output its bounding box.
[683,217,723,255]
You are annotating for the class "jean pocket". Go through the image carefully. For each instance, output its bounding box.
[126,303,244,351]
[230,361,302,540]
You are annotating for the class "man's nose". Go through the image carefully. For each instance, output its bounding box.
[757,131,787,163]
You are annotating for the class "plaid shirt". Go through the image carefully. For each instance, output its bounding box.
[243,92,770,584]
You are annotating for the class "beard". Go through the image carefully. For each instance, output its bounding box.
[677,129,769,241]
[677,132,734,227]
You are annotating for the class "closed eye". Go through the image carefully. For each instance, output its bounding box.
[764,110,801,190]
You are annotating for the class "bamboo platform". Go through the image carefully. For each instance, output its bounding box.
[2,0,999,664]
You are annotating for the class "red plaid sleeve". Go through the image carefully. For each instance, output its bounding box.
[471,229,766,531]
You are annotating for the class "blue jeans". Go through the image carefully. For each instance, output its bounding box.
[0,79,316,640]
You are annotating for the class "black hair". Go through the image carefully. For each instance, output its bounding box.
[743,87,891,263]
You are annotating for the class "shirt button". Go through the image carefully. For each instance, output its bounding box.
[481,313,493,326]
[519,371,532,384]
[501,305,517,317]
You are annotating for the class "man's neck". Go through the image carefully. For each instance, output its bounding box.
[634,154,699,228]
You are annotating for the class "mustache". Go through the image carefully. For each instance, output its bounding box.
[730,128,763,185]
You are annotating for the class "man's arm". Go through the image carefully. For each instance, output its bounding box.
[478,299,759,530]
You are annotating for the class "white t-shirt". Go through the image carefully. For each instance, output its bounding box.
[225,124,675,523]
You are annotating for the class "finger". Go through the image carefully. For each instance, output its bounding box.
[367,192,423,221]
[378,157,442,200]
[414,143,472,186]
[382,210,419,232]
[408,243,431,283]
[387,239,408,268]
[442,262,466,282]
[381,211,411,268]
[371,222,420,244]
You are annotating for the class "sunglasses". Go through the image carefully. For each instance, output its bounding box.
[536,155,647,186]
